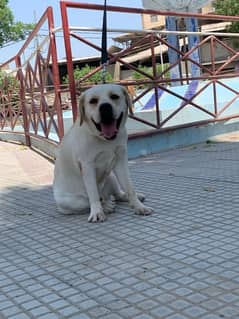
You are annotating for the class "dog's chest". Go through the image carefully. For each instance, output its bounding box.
[95,150,118,181]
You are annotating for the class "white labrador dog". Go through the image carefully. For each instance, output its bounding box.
[53,84,152,222]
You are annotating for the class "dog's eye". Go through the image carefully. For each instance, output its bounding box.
[110,94,119,100]
[89,97,98,104]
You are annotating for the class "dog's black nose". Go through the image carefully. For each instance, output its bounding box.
[99,103,114,124]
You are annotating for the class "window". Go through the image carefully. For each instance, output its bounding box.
[150,15,158,23]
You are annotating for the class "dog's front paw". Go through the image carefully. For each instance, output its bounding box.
[88,203,106,222]
[88,210,106,222]
[134,202,153,216]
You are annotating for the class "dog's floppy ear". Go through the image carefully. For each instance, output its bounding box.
[78,92,86,125]
[122,86,134,115]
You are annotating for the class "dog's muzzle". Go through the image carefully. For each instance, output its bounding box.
[92,103,123,140]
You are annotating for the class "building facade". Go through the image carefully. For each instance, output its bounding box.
[141,3,215,30]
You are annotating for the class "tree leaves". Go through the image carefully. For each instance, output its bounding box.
[214,0,239,33]
[0,0,34,47]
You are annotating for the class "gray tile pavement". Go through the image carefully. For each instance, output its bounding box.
[0,139,239,318]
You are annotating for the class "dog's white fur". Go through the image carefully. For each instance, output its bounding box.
[53,84,152,222]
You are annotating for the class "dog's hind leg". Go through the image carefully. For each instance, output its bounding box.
[136,193,145,202]
[100,172,125,213]
[102,172,127,202]
[102,172,145,204]
[54,193,90,215]
[101,197,116,214]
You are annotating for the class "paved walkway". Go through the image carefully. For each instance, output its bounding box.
[1,138,239,319]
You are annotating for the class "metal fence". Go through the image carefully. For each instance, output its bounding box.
[1,2,239,146]
[0,7,64,146]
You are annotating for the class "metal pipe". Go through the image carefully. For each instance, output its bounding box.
[67,26,239,38]
[60,1,239,22]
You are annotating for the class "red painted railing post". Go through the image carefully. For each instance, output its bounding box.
[60,0,78,122]
[16,56,31,147]
[47,6,65,140]
[150,33,161,127]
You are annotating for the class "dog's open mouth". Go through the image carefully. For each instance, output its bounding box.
[92,112,123,140]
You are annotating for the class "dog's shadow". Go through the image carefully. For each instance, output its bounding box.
[0,184,133,229]
[0,184,91,229]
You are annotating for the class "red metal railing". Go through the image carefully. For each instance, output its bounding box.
[0,7,65,146]
[1,2,239,147]
[60,2,239,133]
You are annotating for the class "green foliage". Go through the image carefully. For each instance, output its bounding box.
[132,65,150,81]
[213,0,239,33]
[0,70,18,93]
[63,64,113,84]
[132,64,170,84]
[0,0,34,47]
[0,70,20,115]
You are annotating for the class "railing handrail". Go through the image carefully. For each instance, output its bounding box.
[60,0,239,23]
[67,26,239,38]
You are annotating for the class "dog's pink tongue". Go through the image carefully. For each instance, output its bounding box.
[101,121,117,139]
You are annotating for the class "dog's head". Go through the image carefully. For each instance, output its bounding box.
[78,84,132,140]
